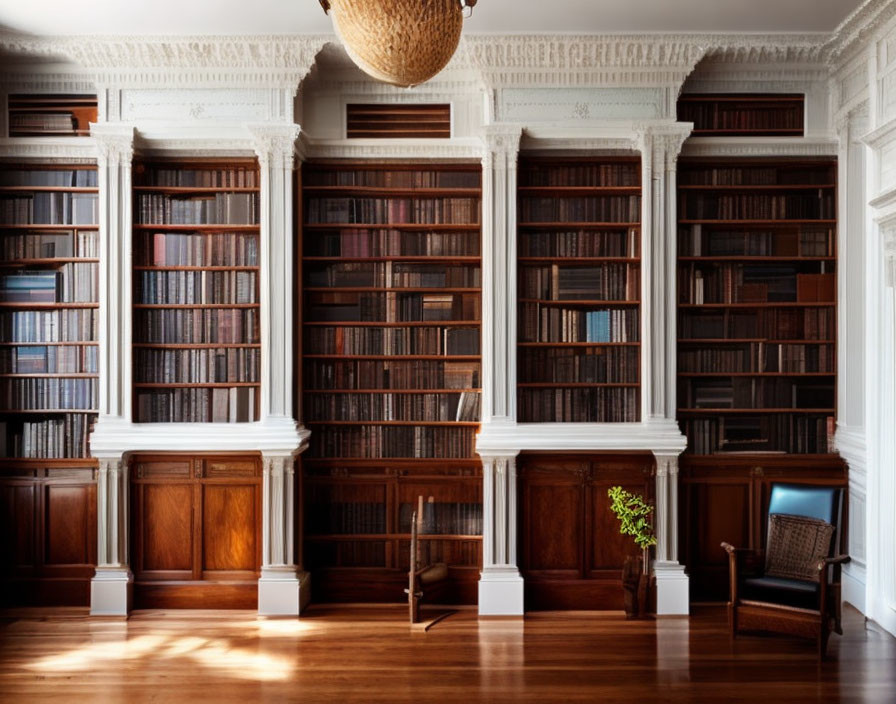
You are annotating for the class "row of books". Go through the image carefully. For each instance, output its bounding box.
[0,230,98,260]
[678,104,802,132]
[134,347,259,384]
[8,113,80,134]
[304,169,479,189]
[0,169,97,188]
[680,192,834,220]
[682,378,834,409]
[681,414,834,455]
[134,386,257,423]
[1,309,96,342]
[306,540,386,569]
[678,226,832,257]
[398,501,483,535]
[519,196,641,223]
[307,292,480,323]
[519,228,639,258]
[305,229,479,258]
[136,193,258,225]
[399,538,480,567]
[518,347,640,384]
[0,344,98,374]
[305,197,480,225]
[679,308,833,340]
[519,163,639,188]
[137,167,257,188]
[678,343,834,374]
[0,377,97,409]
[305,501,387,534]
[137,232,258,267]
[306,425,476,458]
[0,264,97,303]
[678,166,833,187]
[303,360,480,390]
[0,193,98,225]
[304,326,479,356]
[519,305,640,343]
[0,414,94,459]
[517,387,639,422]
[134,308,258,344]
[305,262,481,289]
[136,270,257,305]
[519,263,638,301]
[305,391,481,422]
[679,266,834,304]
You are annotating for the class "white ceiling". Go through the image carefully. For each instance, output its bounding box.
[0,0,865,36]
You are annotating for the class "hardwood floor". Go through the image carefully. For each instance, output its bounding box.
[0,604,893,702]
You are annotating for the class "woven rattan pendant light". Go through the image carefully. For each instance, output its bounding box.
[320,0,477,88]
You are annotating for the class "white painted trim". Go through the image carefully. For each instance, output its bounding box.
[476,420,687,455]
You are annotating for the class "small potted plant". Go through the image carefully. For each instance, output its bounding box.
[607,486,657,619]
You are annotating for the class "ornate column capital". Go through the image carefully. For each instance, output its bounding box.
[636,123,692,172]
[883,221,896,288]
[482,124,523,170]
[90,123,136,166]
[249,124,301,171]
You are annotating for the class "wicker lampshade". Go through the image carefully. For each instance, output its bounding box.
[321,0,471,88]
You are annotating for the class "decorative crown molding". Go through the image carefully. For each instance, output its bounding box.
[826,0,896,65]
[0,33,330,88]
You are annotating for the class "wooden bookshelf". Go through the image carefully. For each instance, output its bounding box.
[132,158,261,423]
[516,156,642,422]
[300,161,483,603]
[8,94,98,138]
[0,162,99,458]
[677,94,805,137]
[676,158,837,455]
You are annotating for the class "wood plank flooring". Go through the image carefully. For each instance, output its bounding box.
[0,604,893,702]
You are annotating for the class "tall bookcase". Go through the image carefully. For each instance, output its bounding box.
[132,158,261,423]
[0,161,99,605]
[516,156,641,422]
[676,156,845,600]
[677,94,805,137]
[677,158,837,455]
[300,161,483,603]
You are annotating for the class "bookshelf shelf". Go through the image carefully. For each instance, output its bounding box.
[7,94,98,138]
[132,158,261,423]
[677,157,837,455]
[301,161,483,603]
[0,161,99,459]
[677,94,805,137]
[517,156,642,423]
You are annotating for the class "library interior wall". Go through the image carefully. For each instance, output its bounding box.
[0,0,894,627]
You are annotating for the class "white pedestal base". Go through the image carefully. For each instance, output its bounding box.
[258,567,310,615]
[653,561,689,615]
[478,567,524,616]
[90,568,133,616]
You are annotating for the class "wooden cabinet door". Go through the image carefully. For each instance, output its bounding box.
[202,483,258,578]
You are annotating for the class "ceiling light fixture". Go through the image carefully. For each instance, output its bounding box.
[319,0,478,88]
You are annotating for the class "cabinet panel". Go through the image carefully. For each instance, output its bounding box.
[44,484,92,566]
[589,479,644,572]
[141,484,194,573]
[202,484,257,573]
[523,482,582,572]
[0,482,36,571]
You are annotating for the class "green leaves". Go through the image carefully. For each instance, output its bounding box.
[607,485,657,551]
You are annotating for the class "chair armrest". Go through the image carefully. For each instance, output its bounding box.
[824,554,851,566]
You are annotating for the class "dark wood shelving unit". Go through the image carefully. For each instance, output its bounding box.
[131,158,261,423]
[300,161,483,604]
[7,94,98,138]
[516,156,642,423]
[677,94,805,137]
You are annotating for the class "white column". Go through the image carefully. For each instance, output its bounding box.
[479,125,522,425]
[479,453,524,615]
[639,123,691,615]
[250,125,311,614]
[258,451,309,615]
[90,455,132,615]
[91,124,135,425]
[89,124,136,616]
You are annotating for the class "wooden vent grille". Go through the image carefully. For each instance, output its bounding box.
[677,94,804,137]
[346,104,451,139]
[8,94,98,138]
